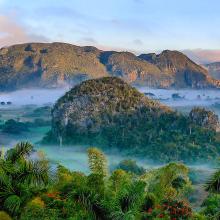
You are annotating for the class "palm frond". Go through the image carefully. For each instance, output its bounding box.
[5,142,33,162]
[205,169,220,193]
[4,195,21,214]
[17,159,49,186]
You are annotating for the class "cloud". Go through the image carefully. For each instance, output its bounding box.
[133,39,143,46]
[0,14,49,48]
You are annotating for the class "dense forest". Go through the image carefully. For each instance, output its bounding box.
[0,142,219,220]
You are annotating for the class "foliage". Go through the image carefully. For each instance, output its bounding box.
[203,166,220,218]
[87,147,108,177]
[0,142,49,217]
[115,159,145,175]
[201,194,220,218]
[1,119,29,134]
[205,168,220,193]
[142,163,192,201]
[0,142,217,220]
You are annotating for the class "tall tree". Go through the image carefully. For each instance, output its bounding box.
[87,147,108,177]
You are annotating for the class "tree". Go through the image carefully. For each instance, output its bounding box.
[206,168,220,194]
[0,142,49,217]
[87,147,108,177]
[2,119,29,134]
[143,163,192,201]
[116,159,145,175]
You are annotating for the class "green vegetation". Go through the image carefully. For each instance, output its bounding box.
[114,159,145,175]
[25,106,51,118]
[0,142,49,218]
[49,77,220,163]
[0,118,50,134]
[0,142,219,219]
[1,119,29,134]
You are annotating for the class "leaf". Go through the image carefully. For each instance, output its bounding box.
[17,160,49,186]
[5,142,33,162]
[205,169,220,193]
[4,195,21,214]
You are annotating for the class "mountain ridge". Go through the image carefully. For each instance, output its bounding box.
[0,42,219,90]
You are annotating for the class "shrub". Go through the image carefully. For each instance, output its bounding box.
[116,159,145,175]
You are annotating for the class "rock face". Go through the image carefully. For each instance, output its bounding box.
[206,62,220,80]
[139,50,219,88]
[0,43,219,90]
[189,107,219,131]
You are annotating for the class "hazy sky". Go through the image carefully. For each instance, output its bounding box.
[0,0,220,54]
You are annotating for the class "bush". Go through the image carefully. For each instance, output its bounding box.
[115,159,145,175]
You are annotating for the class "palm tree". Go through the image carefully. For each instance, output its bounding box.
[205,168,220,194]
[0,142,49,217]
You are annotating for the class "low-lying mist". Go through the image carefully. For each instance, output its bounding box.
[138,87,220,106]
[0,88,68,107]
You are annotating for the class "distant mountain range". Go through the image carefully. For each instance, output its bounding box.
[0,42,220,91]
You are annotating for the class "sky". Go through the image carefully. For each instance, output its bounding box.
[1,0,220,62]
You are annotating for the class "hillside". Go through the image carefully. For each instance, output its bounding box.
[100,51,173,87]
[0,42,219,90]
[206,62,220,79]
[45,77,220,162]
[0,43,108,90]
[139,50,219,88]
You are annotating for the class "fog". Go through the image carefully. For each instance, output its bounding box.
[1,144,159,174]
[1,87,220,108]
[138,87,220,107]
[34,145,162,173]
[0,88,68,107]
